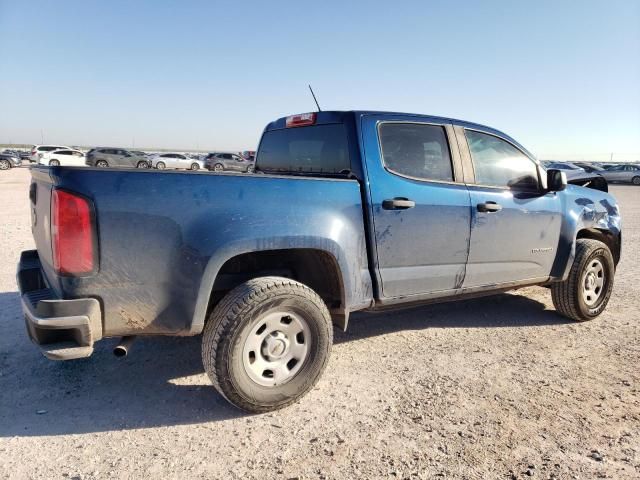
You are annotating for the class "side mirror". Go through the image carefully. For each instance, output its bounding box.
[547,169,567,192]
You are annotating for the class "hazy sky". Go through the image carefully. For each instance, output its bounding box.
[1,0,639,160]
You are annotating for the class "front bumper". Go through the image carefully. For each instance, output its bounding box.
[17,250,102,360]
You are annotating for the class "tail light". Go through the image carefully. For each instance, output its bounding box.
[286,113,316,128]
[51,189,97,275]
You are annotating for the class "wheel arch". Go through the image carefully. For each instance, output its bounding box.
[576,228,621,266]
[190,245,351,335]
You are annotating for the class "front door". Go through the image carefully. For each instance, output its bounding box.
[460,128,562,287]
[362,115,472,298]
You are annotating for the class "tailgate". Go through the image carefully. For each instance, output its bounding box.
[29,167,57,286]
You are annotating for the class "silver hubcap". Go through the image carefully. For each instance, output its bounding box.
[0,161,10,169]
[242,311,310,387]
[214,164,222,171]
[97,161,107,167]
[582,258,605,306]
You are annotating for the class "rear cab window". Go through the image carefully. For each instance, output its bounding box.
[257,123,350,175]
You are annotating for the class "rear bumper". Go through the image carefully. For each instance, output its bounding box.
[17,250,102,360]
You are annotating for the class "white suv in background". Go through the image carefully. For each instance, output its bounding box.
[39,149,86,167]
[29,145,71,163]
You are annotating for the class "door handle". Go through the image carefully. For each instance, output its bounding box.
[477,201,502,213]
[382,197,415,210]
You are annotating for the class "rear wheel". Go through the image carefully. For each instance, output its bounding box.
[551,239,615,321]
[213,163,224,172]
[632,176,640,185]
[156,161,166,170]
[96,160,109,168]
[0,159,10,170]
[202,277,333,413]
[190,163,200,171]
[136,161,149,169]
[49,159,60,166]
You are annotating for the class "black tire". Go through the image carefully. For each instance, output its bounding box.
[136,161,149,169]
[156,161,166,170]
[0,159,12,170]
[96,160,109,168]
[632,176,640,185]
[551,239,615,321]
[190,163,200,171]
[202,277,333,413]
[213,163,224,172]
[49,159,60,166]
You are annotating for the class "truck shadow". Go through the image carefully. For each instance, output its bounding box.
[0,290,568,437]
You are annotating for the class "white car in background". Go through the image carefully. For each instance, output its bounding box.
[40,149,86,167]
[29,145,71,163]
[150,153,204,170]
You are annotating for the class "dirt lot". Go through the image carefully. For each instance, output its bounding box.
[0,166,638,479]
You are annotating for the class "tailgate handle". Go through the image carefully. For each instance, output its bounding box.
[382,198,415,210]
[29,183,37,204]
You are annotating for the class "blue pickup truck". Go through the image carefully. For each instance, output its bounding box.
[18,111,621,412]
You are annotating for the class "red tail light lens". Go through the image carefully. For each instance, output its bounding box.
[286,112,316,128]
[52,189,96,275]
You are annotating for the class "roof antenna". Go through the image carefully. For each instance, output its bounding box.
[308,84,322,112]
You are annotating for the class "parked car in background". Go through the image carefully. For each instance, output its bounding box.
[241,150,256,161]
[39,149,86,167]
[150,153,204,170]
[0,153,22,170]
[599,164,640,185]
[85,148,150,168]
[572,162,605,174]
[30,145,71,163]
[542,161,587,179]
[205,152,254,172]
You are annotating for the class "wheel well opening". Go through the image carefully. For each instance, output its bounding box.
[577,228,621,266]
[208,249,345,316]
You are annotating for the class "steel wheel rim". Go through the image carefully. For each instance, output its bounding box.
[582,258,605,307]
[242,310,311,387]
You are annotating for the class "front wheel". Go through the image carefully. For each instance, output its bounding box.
[0,159,10,170]
[156,161,166,170]
[551,239,615,321]
[632,176,640,185]
[202,277,333,413]
[95,160,109,168]
[49,159,60,166]
[213,163,224,172]
[136,161,149,169]
[190,163,200,171]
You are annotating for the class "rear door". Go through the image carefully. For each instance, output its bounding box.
[455,126,563,287]
[361,114,472,298]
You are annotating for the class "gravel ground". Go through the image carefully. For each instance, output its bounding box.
[0,166,638,479]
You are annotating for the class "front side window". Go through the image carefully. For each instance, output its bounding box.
[465,130,539,190]
[378,123,453,182]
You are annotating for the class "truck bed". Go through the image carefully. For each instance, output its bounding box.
[29,166,372,338]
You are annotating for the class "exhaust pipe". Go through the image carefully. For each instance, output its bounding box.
[113,336,136,357]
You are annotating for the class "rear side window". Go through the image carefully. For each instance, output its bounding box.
[465,130,539,190]
[378,123,453,182]
[257,124,350,174]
